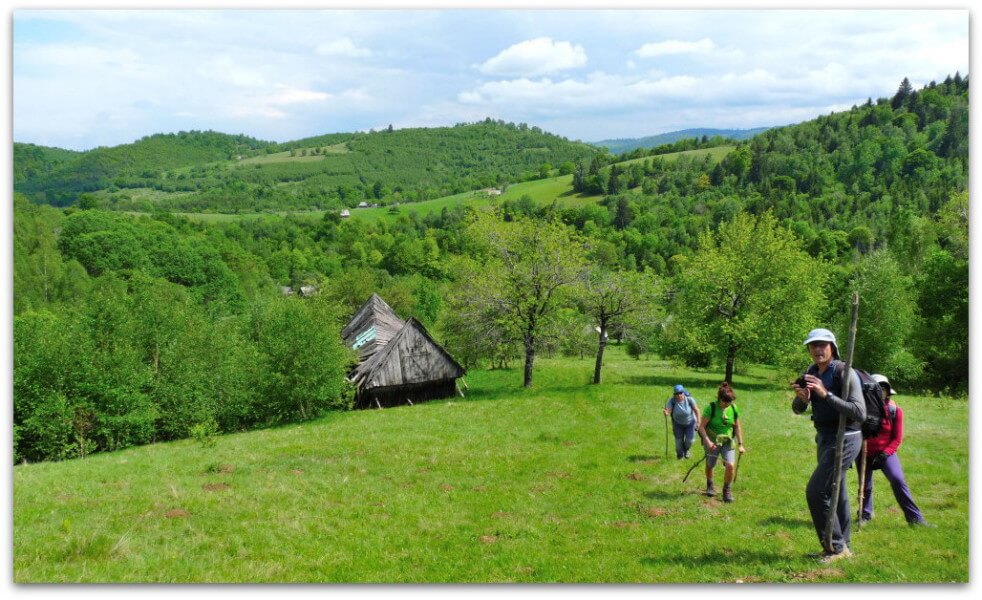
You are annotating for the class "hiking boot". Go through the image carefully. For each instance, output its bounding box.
[684,451,691,459]
[818,547,853,564]
[705,482,716,497]
[909,520,937,528]
[722,487,734,503]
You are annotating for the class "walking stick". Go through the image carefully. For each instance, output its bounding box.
[857,440,868,528]
[664,412,669,459]
[733,449,743,485]
[683,453,707,482]
[824,292,860,554]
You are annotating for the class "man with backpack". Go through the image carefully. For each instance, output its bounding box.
[791,328,866,563]
[857,374,935,528]
[664,384,701,459]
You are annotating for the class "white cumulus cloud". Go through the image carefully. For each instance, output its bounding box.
[316,38,372,58]
[478,37,587,77]
[267,84,331,105]
[636,38,715,58]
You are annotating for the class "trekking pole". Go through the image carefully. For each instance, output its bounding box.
[824,292,860,554]
[857,440,868,528]
[664,412,669,459]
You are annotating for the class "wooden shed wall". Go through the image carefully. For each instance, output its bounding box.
[356,379,458,408]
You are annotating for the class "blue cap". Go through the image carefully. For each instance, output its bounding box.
[673,384,686,394]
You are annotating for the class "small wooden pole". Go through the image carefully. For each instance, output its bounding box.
[857,440,868,527]
[824,292,860,554]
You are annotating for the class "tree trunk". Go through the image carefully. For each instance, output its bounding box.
[523,337,535,387]
[593,326,608,384]
[724,339,737,383]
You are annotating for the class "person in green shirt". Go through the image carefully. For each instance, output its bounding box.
[697,381,746,502]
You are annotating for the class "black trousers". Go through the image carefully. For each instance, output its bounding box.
[806,429,862,553]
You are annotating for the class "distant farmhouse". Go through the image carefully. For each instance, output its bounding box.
[341,294,465,408]
[280,285,318,297]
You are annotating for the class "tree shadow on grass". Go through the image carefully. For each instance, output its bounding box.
[641,548,789,568]
[759,516,813,529]
[642,489,698,500]
[627,454,660,463]
[623,374,778,393]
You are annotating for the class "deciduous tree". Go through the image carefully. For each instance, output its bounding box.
[452,211,587,387]
[664,211,826,382]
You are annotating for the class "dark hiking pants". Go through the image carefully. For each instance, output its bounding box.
[806,429,862,554]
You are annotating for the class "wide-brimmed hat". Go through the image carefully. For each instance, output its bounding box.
[803,328,840,360]
[871,374,897,395]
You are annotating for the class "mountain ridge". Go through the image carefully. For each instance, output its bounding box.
[592,127,773,154]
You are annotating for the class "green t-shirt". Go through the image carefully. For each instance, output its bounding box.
[703,402,739,440]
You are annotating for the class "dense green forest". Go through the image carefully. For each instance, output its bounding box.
[14,121,597,212]
[13,75,968,463]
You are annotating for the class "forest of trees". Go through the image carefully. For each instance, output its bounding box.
[13,75,969,463]
[13,120,597,212]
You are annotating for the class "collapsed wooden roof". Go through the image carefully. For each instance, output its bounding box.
[343,294,465,392]
[341,293,406,361]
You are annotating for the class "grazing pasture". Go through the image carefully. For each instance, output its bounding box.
[13,346,967,583]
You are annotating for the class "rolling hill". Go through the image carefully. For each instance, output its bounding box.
[593,127,772,154]
[13,121,599,212]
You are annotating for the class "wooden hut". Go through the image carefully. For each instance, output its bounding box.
[343,294,465,408]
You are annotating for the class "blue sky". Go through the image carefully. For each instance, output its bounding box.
[12,8,969,151]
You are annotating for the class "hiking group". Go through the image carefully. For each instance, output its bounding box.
[667,325,933,564]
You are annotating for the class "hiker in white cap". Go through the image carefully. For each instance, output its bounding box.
[857,374,935,528]
[791,328,866,563]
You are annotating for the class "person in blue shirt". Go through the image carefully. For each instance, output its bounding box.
[663,384,701,459]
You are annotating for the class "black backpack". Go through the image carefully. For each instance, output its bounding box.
[833,363,891,439]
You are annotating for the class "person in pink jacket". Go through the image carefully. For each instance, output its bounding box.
[858,374,934,527]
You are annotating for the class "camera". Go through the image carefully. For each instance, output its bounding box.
[794,376,808,388]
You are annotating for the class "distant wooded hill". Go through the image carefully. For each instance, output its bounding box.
[14,120,598,211]
[592,127,773,154]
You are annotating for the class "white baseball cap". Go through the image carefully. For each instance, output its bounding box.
[871,374,897,395]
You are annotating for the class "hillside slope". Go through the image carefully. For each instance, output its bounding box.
[14,121,598,211]
[13,348,968,582]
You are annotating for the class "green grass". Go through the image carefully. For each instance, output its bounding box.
[236,144,351,165]
[620,145,735,167]
[12,346,967,582]
[171,211,328,223]
[353,175,602,224]
[130,145,732,224]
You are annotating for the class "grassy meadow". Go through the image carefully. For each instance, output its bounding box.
[122,145,735,225]
[12,345,967,583]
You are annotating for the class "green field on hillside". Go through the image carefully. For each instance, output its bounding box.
[637,144,734,165]
[352,175,600,224]
[236,143,351,165]
[118,145,733,224]
[347,146,737,224]
[13,346,967,583]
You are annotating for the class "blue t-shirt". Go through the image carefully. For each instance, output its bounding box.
[665,394,698,425]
